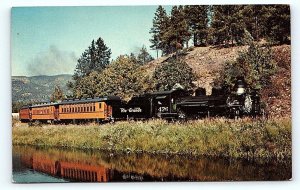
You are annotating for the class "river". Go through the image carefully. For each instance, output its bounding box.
[12,145,291,183]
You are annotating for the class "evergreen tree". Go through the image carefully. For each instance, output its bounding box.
[220,30,276,90]
[162,6,190,53]
[129,52,138,64]
[73,37,111,80]
[72,55,151,100]
[69,37,111,96]
[50,85,64,102]
[211,5,245,46]
[264,5,290,44]
[152,58,196,91]
[149,6,169,57]
[184,5,209,46]
[137,45,154,65]
[242,5,266,41]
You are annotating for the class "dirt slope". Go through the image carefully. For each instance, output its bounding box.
[144,45,291,117]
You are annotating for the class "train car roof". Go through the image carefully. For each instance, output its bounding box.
[23,96,121,108]
[20,105,31,109]
[59,96,121,105]
[30,102,59,108]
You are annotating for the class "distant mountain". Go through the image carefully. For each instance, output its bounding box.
[12,74,72,103]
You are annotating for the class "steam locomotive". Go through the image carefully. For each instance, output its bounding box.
[19,78,261,123]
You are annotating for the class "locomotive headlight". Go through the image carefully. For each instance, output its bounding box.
[237,87,245,95]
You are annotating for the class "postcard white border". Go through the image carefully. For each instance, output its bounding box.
[1,0,299,190]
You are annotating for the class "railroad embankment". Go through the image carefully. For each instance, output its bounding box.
[12,118,291,161]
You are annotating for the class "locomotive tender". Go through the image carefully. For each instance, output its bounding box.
[19,79,261,123]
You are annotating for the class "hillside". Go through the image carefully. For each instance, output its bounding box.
[144,45,291,117]
[12,45,291,117]
[12,74,72,103]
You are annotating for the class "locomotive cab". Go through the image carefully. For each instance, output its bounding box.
[151,89,189,119]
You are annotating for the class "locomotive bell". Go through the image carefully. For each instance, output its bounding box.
[235,78,246,95]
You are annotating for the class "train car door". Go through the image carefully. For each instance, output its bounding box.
[54,105,59,121]
[28,107,32,121]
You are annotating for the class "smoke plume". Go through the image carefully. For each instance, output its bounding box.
[27,45,78,76]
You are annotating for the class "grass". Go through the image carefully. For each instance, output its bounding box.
[12,117,291,161]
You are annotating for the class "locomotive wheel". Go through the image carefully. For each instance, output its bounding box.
[177,109,187,120]
[234,109,240,120]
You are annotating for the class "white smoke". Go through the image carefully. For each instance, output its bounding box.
[27,45,78,76]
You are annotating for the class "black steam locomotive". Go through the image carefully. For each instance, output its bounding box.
[19,78,262,123]
[113,78,261,121]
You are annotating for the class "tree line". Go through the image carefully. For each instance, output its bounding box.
[149,5,290,56]
[60,5,289,102]
[65,33,195,100]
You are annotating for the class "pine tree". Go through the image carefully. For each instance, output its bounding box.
[50,85,64,102]
[137,45,154,65]
[71,55,152,100]
[162,6,190,53]
[73,37,111,80]
[242,5,266,41]
[264,5,290,44]
[69,37,111,97]
[149,6,169,57]
[184,5,209,46]
[220,30,276,90]
[211,5,245,46]
[129,53,138,64]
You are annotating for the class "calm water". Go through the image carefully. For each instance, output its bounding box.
[12,145,291,183]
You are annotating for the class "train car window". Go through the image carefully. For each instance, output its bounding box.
[72,107,74,112]
[87,107,90,112]
[99,103,102,109]
[93,106,95,112]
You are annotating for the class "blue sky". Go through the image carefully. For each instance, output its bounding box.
[11,6,172,76]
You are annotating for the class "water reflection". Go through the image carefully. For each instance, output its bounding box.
[12,146,291,182]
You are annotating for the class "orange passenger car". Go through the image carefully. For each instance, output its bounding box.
[19,96,121,123]
[58,96,120,122]
[19,106,31,122]
[31,103,58,121]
